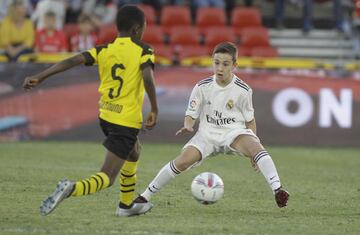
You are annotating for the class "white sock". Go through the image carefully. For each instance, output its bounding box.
[141,161,181,201]
[254,150,281,193]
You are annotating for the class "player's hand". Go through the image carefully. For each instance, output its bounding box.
[23,76,44,91]
[144,111,157,130]
[175,126,194,136]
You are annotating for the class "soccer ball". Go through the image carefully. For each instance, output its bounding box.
[191,172,224,205]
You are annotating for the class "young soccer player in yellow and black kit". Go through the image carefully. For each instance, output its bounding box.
[23,5,158,217]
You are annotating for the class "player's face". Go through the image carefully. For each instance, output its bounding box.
[213,53,236,84]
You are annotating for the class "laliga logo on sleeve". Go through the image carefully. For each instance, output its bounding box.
[189,100,197,111]
[226,99,234,110]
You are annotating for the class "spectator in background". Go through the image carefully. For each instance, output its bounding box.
[70,14,98,52]
[193,0,225,8]
[92,0,117,25]
[32,0,66,30]
[0,0,33,22]
[35,11,68,53]
[0,0,34,62]
[274,0,349,33]
[65,0,84,23]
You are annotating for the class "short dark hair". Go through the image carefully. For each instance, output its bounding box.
[116,5,145,32]
[213,42,238,63]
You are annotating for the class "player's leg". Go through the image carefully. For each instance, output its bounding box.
[118,141,140,208]
[40,119,134,215]
[140,146,202,202]
[230,135,289,207]
[72,149,124,197]
[40,149,125,216]
[116,140,154,217]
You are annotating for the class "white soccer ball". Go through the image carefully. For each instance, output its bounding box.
[191,172,224,205]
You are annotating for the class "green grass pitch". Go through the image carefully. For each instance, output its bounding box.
[0,142,359,235]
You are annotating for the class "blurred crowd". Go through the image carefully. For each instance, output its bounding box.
[0,0,359,62]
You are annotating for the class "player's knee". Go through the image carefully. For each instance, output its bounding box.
[127,143,141,161]
[175,158,194,171]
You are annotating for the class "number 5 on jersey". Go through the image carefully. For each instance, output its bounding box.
[109,64,125,99]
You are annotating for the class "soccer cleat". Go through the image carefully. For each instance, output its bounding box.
[116,196,153,217]
[40,179,74,216]
[274,187,290,208]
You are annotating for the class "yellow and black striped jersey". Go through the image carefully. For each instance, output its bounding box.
[82,37,154,129]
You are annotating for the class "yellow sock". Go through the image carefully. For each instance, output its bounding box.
[71,172,110,197]
[119,160,138,206]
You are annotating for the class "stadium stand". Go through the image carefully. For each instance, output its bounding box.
[251,46,279,57]
[0,1,357,66]
[143,25,164,45]
[231,7,262,37]
[196,7,227,34]
[160,6,191,35]
[143,25,173,64]
[138,4,156,25]
[204,26,237,50]
[170,26,201,46]
[97,24,117,44]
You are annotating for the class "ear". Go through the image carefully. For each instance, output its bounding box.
[233,61,238,69]
[129,24,139,36]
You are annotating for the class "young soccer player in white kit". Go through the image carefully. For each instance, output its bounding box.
[135,42,290,213]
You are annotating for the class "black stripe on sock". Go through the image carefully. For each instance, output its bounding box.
[255,153,268,163]
[120,172,136,178]
[96,174,104,189]
[120,183,136,187]
[85,179,91,195]
[148,186,154,193]
[81,181,86,195]
[121,189,135,193]
[170,161,181,174]
[91,176,99,191]
[254,151,268,163]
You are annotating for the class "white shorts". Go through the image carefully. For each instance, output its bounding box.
[183,128,259,167]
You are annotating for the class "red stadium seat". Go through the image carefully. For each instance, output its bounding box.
[177,45,209,60]
[143,25,164,45]
[196,8,226,34]
[231,7,262,37]
[204,27,236,49]
[240,27,270,48]
[250,47,279,57]
[161,6,191,34]
[98,24,117,44]
[169,26,200,46]
[153,44,174,63]
[138,4,156,25]
[238,47,252,57]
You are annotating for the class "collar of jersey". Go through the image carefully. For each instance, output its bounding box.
[213,74,236,89]
[115,37,132,42]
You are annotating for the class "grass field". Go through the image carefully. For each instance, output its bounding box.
[0,142,359,235]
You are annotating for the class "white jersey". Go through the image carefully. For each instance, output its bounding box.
[185,75,254,139]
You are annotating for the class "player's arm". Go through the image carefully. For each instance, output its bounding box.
[23,54,86,91]
[142,66,158,130]
[245,118,257,135]
[176,116,196,135]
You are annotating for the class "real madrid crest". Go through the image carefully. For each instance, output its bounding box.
[226,99,234,110]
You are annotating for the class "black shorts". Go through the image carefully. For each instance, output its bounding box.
[99,118,139,160]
